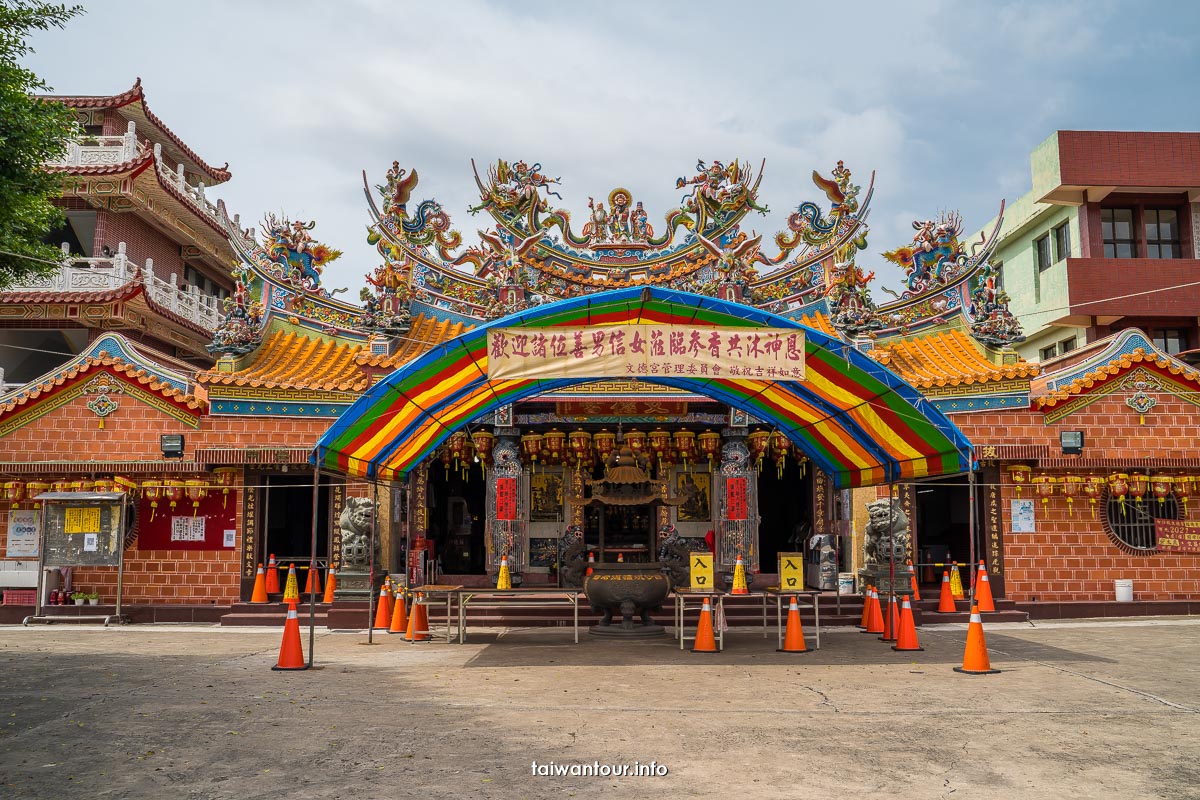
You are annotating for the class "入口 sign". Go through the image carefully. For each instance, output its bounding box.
[690,553,714,589]
[487,325,804,381]
[778,552,804,590]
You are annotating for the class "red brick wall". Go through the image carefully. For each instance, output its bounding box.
[94,211,183,282]
[954,394,1200,601]
[1057,131,1200,189]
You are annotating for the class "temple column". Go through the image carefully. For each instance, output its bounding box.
[486,424,526,579]
[716,427,758,579]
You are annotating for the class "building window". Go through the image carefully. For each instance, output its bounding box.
[1039,344,1057,361]
[1102,208,1136,258]
[1144,209,1180,259]
[1059,336,1077,353]
[1103,489,1177,552]
[1035,234,1052,272]
[992,261,1004,291]
[1053,222,1071,262]
[1153,329,1186,355]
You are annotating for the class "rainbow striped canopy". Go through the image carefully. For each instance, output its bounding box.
[313,288,971,488]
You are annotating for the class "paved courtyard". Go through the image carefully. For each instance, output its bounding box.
[1,617,1198,799]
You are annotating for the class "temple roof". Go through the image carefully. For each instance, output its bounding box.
[44,78,231,184]
[798,312,837,338]
[1035,347,1200,409]
[197,329,368,392]
[355,313,472,369]
[869,330,1039,389]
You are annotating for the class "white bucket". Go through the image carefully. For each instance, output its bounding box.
[838,573,856,596]
[1114,579,1134,602]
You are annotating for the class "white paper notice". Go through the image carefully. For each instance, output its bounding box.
[6,509,39,557]
[223,529,236,548]
[83,533,99,552]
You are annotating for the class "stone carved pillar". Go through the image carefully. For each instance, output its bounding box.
[716,429,757,574]
[487,429,525,575]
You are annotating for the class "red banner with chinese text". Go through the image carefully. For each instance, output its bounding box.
[555,401,688,417]
[1154,518,1200,554]
[495,477,517,521]
[726,477,748,521]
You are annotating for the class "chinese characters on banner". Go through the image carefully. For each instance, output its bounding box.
[982,467,1005,597]
[812,471,829,535]
[171,516,207,543]
[487,325,805,381]
[495,477,517,521]
[1153,519,1200,554]
[242,484,257,577]
[64,506,101,534]
[896,484,916,562]
[726,477,748,521]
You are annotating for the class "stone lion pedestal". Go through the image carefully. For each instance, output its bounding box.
[333,497,383,600]
[857,498,915,598]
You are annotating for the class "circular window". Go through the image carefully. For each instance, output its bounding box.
[1101,490,1179,553]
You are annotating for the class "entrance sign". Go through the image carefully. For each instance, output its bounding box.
[487,325,805,381]
[690,553,714,589]
[6,510,38,557]
[779,552,804,590]
[1155,519,1200,554]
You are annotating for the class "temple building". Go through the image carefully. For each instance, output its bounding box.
[1,110,1197,621]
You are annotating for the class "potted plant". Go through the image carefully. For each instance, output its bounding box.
[87,592,100,606]
[71,591,86,606]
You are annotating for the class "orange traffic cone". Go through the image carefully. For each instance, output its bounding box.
[863,587,885,634]
[250,563,269,604]
[908,560,921,601]
[975,560,996,612]
[856,585,873,629]
[586,552,595,576]
[265,554,281,594]
[937,570,957,613]
[617,552,624,563]
[892,596,924,652]
[372,582,392,630]
[304,564,322,596]
[691,597,719,653]
[407,592,430,643]
[950,561,965,600]
[322,569,336,604]
[388,587,409,634]
[879,593,901,643]
[272,602,308,671]
[777,595,808,653]
[921,557,935,585]
[954,604,1000,675]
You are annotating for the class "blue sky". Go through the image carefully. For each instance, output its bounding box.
[27,0,1200,293]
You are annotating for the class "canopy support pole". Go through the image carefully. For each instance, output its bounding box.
[307,466,320,668]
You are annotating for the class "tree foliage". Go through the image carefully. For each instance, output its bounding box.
[0,1,84,288]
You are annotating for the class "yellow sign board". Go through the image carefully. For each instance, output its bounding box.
[689,553,714,589]
[779,552,804,591]
[64,506,101,534]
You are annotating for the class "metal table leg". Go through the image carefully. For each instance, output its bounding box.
[815,593,821,650]
[573,592,579,644]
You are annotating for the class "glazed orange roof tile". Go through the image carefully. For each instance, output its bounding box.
[798,312,837,338]
[356,312,472,369]
[1035,348,1200,408]
[198,329,368,392]
[0,353,205,417]
[869,329,1039,389]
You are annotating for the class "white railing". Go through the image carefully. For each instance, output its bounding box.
[152,142,220,221]
[5,242,222,333]
[48,120,142,168]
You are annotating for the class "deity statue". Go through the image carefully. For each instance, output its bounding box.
[608,189,632,242]
[631,201,653,241]
[338,496,380,571]
[584,197,609,243]
[862,499,910,567]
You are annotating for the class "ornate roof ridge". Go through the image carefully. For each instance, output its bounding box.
[870,329,1039,389]
[1034,347,1200,408]
[197,327,369,392]
[41,78,232,184]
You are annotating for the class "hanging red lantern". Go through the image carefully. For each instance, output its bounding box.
[1127,472,1148,506]
[746,430,770,473]
[162,479,184,511]
[1081,474,1103,519]
[769,431,790,479]
[25,481,50,509]
[184,479,208,515]
[542,429,566,467]
[212,467,238,508]
[1008,465,1032,496]
[1108,473,1129,517]
[567,430,592,473]
[447,431,469,467]
[648,428,673,474]
[76,480,95,493]
[789,442,809,477]
[472,431,495,474]
[520,432,543,469]
[1172,474,1192,516]
[1060,475,1081,517]
[697,430,721,466]
[439,446,453,477]
[593,430,616,462]
[2,481,25,509]
[624,429,646,456]
[1150,473,1172,507]
[141,479,163,520]
[1032,474,1055,507]
[52,480,74,493]
[673,430,696,471]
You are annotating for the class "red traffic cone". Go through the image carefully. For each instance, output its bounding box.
[372,582,392,630]
[908,560,921,601]
[691,597,719,653]
[878,593,900,643]
[407,592,430,643]
[322,569,337,604]
[856,585,873,629]
[265,554,281,594]
[892,596,924,652]
[388,587,409,634]
[777,595,809,653]
[272,602,308,671]
[975,560,996,612]
[250,563,269,604]
[937,570,957,613]
[586,552,595,576]
[863,587,885,634]
[954,604,1000,675]
[304,563,322,596]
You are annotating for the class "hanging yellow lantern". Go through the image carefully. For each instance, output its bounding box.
[697,430,721,466]
[1081,474,1103,519]
[162,479,184,511]
[542,429,566,467]
[1032,474,1055,507]
[746,430,770,473]
[769,431,790,479]
[1008,465,1032,496]
[1108,473,1129,517]
[1150,473,1172,507]
[184,479,208,515]
[93,479,116,494]
[1060,475,1082,517]
[1127,472,1148,506]
[2,481,25,509]
[141,479,163,521]
[212,467,238,508]
[25,481,50,509]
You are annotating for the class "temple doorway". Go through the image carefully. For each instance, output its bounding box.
[262,472,330,565]
[427,460,487,574]
[757,459,812,573]
[583,504,655,563]
[915,475,972,585]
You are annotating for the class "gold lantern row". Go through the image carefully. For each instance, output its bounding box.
[2,474,236,518]
[1010,469,1195,519]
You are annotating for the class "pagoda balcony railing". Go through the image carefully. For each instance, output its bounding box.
[6,242,223,333]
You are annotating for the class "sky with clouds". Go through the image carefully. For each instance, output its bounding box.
[26,0,1200,293]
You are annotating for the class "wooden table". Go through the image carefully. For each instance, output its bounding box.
[762,587,822,649]
[454,588,583,644]
[408,584,462,643]
[672,588,726,651]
